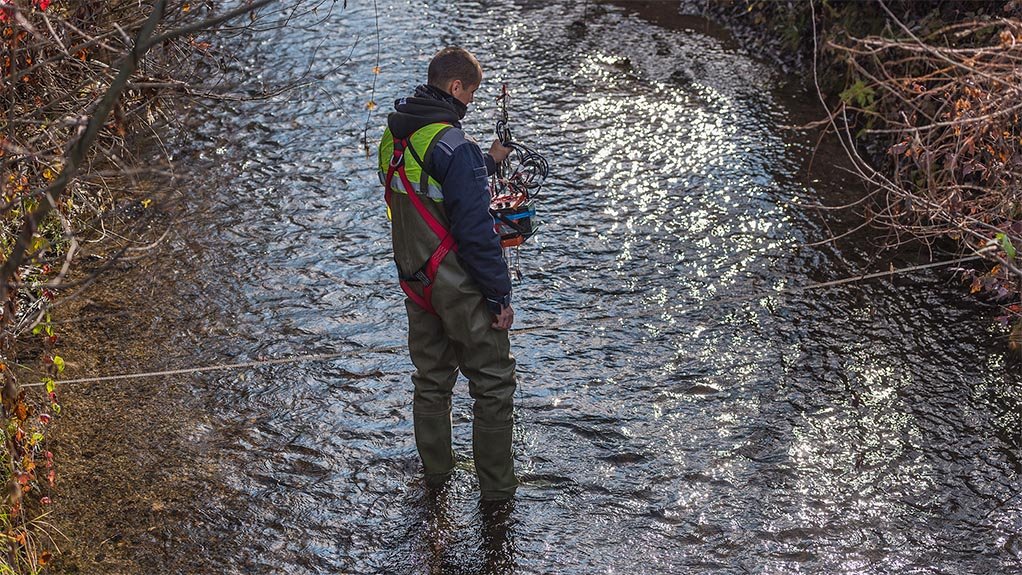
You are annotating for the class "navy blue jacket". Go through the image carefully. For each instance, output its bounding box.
[387,86,511,310]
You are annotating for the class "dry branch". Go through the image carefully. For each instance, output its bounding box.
[810,0,1022,323]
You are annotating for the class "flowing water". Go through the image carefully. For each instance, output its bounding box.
[53,1,1022,574]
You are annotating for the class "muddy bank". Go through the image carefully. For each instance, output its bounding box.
[1,3,273,572]
[48,207,239,573]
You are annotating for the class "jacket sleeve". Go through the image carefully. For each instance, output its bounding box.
[430,129,512,310]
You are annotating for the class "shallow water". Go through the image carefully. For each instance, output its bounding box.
[58,1,1022,573]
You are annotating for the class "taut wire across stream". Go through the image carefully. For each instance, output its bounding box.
[51,253,987,386]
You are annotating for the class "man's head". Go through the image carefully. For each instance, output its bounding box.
[428,46,483,106]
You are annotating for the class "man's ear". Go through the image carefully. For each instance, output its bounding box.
[449,79,463,96]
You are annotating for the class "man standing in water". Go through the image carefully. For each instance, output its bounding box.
[377,47,518,500]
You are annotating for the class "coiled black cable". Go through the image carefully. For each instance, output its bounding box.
[505,141,548,198]
[492,85,547,199]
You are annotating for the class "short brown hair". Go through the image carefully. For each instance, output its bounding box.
[427,47,483,91]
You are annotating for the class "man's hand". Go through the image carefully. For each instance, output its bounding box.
[489,139,513,164]
[491,305,514,330]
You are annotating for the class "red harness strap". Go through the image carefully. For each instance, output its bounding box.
[384,137,456,315]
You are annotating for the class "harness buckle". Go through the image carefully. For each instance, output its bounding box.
[399,267,433,287]
[412,268,432,287]
[389,149,404,168]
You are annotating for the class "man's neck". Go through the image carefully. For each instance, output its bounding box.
[415,84,467,120]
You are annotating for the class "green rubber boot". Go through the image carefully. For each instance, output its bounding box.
[414,409,455,487]
[473,422,517,500]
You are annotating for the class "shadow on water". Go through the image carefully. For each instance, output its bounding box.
[51,1,1021,574]
[391,491,518,575]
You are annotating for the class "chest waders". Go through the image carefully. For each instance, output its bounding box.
[379,121,520,500]
[382,124,453,316]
